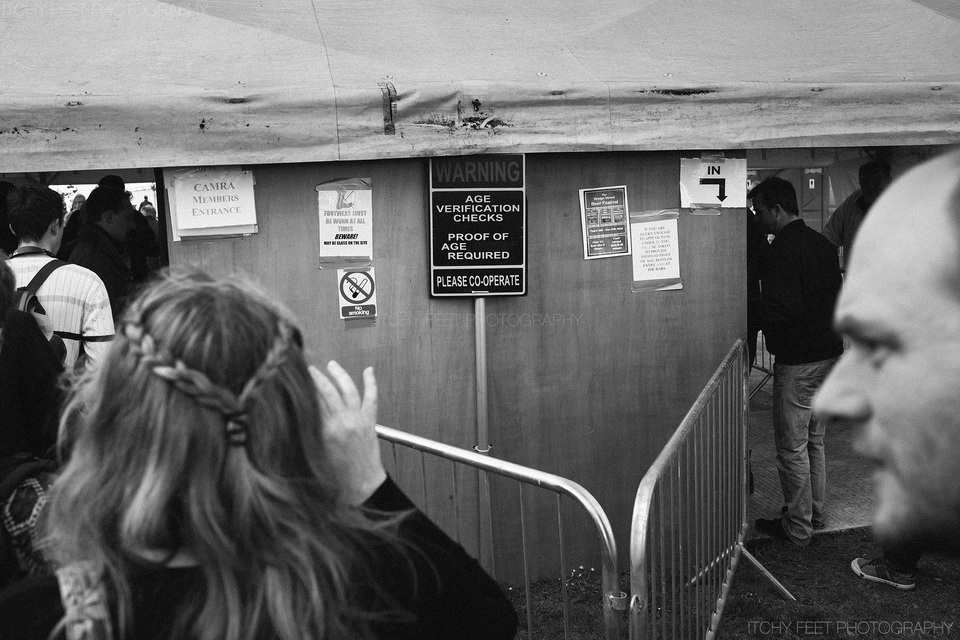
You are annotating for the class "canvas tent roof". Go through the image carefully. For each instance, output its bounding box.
[2,0,959,172]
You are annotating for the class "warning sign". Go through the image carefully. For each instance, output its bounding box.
[430,154,526,297]
[338,268,378,320]
[317,178,373,262]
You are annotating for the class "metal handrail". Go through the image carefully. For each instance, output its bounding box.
[376,424,628,640]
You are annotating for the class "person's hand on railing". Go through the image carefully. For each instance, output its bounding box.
[310,361,387,505]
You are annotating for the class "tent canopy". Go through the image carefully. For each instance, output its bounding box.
[3,0,960,172]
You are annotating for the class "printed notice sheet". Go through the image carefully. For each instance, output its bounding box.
[317,178,373,263]
[630,210,682,291]
[579,186,631,259]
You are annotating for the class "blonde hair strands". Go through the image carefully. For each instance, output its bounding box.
[43,272,408,640]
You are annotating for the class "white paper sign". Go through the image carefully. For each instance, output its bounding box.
[318,178,373,261]
[172,169,257,230]
[630,210,682,291]
[680,157,747,210]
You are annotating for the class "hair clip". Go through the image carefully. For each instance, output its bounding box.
[223,412,249,447]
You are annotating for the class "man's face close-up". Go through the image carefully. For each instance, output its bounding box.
[814,150,960,556]
[752,199,778,235]
[110,202,138,242]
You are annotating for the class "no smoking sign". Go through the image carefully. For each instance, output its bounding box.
[337,268,378,320]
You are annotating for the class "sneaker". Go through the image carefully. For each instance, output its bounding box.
[781,505,826,530]
[851,557,916,591]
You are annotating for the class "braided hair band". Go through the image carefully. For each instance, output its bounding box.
[124,322,295,450]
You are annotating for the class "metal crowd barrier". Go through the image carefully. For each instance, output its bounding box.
[376,425,628,640]
[628,340,794,640]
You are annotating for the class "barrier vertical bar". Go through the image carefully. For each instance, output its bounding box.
[679,445,687,640]
[452,460,462,543]
[658,490,665,640]
[557,494,571,640]
[657,489,664,640]
[695,409,704,636]
[518,483,534,640]
[713,391,720,615]
[664,472,683,638]
[420,452,428,516]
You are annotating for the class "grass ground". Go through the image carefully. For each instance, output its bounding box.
[717,527,960,639]
[503,565,628,640]
[507,527,960,639]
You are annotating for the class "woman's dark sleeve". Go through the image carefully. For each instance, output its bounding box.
[0,573,64,640]
[364,477,519,640]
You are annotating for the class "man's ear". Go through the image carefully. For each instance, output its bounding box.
[47,216,63,237]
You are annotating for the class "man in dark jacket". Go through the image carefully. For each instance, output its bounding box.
[68,185,138,318]
[750,176,844,547]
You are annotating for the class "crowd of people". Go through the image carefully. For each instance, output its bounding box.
[1,147,958,637]
[749,149,960,595]
[0,181,520,639]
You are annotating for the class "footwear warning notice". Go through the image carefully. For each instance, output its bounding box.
[318,178,373,262]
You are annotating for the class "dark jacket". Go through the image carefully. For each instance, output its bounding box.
[0,477,519,640]
[68,223,133,318]
[55,208,84,262]
[760,218,844,365]
[0,309,63,459]
[126,213,161,285]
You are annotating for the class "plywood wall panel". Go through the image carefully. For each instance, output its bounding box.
[485,152,745,578]
[164,151,745,581]
[167,160,483,558]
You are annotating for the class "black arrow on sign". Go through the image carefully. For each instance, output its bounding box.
[699,177,727,202]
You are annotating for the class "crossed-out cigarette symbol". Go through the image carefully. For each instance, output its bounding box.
[341,272,374,303]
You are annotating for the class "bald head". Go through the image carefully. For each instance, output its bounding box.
[814,148,960,556]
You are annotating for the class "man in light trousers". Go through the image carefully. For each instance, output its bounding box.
[750,176,844,547]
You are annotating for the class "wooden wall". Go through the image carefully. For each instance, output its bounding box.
[166,151,745,582]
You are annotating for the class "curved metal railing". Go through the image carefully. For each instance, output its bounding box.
[377,424,627,640]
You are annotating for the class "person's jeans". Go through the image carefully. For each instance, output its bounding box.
[772,357,839,545]
[883,545,922,575]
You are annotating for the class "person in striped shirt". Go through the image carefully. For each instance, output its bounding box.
[6,185,114,373]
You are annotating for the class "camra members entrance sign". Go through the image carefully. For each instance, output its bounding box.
[165,167,258,240]
[429,154,526,296]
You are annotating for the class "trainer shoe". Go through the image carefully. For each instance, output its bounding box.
[850,557,916,591]
[781,506,826,530]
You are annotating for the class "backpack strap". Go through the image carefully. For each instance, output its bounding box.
[54,331,114,343]
[21,259,67,297]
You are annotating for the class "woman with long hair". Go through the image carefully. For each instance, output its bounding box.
[0,272,517,640]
